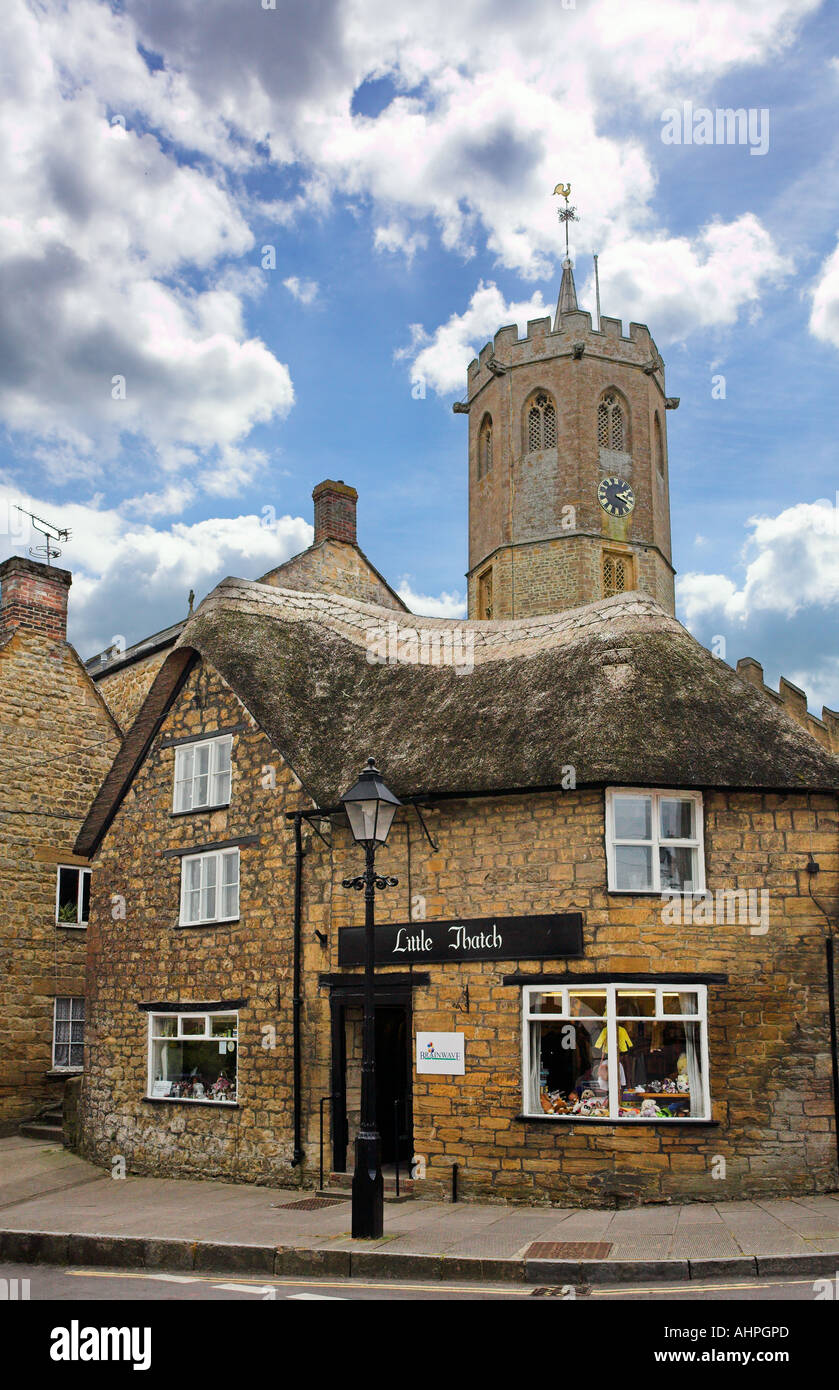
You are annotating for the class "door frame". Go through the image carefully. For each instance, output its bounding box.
[328,985,413,1174]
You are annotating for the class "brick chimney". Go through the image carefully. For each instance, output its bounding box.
[0,556,72,643]
[312,479,358,546]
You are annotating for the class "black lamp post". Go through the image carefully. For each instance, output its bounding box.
[340,757,401,1239]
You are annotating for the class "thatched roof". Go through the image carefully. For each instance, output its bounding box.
[74,579,839,855]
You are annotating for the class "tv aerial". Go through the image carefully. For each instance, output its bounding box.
[13,506,71,566]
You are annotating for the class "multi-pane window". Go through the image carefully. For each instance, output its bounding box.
[56,867,91,926]
[598,393,625,451]
[607,789,705,893]
[53,996,85,1069]
[180,849,240,925]
[477,568,493,620]
[603,550,632,597]
[523,983,710,1120]
[173,735,232,813]
[148,1011,238,1103]
[526,393,557,452]
[478,415,493,478]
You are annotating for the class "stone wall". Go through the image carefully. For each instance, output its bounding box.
[93,646,173,731]
[260,539,406,612]
[0,629,120,1130]
[80,655,838,1206]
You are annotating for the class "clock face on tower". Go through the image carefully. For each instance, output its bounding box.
[598,476,635,518]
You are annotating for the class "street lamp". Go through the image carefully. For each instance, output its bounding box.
[340,757,401,1239]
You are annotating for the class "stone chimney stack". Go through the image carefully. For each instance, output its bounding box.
[312,479,358,546]
[0,556,72,643]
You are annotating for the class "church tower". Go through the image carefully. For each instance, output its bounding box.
[458,228,678,621]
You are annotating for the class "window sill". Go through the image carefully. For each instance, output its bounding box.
[143,1097,239,1109]
[46,1069,83,1079]
[605,889,707,898]
[174,918,240,930]
[515,1114,718,1127]
[55,922,87,930]
[170,804,231,818]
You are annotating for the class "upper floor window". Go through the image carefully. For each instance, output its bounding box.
[173,735,232,814]
[56,866,91,927]
[602,549,633,598]
[525,392,556,452]
[654,412,665,476]
[53,996,85,1070]
[598,393,625,452]
[180,848,240,926]
[606,789,705,894]
[477,567,493,619]
[478,414,493,478]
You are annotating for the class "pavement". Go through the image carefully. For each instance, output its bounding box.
[2,1136,839,1287]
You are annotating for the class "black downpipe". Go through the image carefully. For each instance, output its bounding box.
[826,936,839,1182]
[291,813,304,1167]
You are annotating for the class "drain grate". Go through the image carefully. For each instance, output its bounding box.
[526,1241,613,1260]
[279,1196,347,1211]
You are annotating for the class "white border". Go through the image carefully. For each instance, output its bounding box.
[521,981,711,1123]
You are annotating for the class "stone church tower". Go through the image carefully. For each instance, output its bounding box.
[459,257,678,620]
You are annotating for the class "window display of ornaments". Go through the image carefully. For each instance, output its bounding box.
[677,1075,689,1092]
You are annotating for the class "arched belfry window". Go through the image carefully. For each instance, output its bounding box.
[478,414,493,479]
[654,413,665,476]
[598,392,626,452]
[525,392,557,452]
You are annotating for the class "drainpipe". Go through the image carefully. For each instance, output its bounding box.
[291,812,304,1167]
[827,936,839,1181]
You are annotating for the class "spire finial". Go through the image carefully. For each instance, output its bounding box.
[553,182,579,259]
[552,184,580,325]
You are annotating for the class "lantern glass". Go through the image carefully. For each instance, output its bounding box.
[340,760,401,846]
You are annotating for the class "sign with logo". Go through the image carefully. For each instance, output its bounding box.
[416,1031,465,1075]
[338,913,583,967]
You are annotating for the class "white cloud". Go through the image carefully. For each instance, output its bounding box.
[397,579,467,617]
[404,281,551,394]
[809,238,839,349]
[0,479,312,657]
[283,276,320,305]
[676,498,839,711]
[0,0,293,488]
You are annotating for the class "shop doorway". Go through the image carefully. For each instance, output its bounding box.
[329,991,413,1173]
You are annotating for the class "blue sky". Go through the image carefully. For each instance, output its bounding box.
[1,0,838,711]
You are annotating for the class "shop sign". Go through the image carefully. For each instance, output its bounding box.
[338,912,583,966]
[416,1031,465,1075]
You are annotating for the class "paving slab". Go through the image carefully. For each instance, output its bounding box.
[2,1138,837,1284]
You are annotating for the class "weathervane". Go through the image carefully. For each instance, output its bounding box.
[13,506,71,567]
[553,182,579,258]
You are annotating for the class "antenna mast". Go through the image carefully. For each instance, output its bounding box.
[13,506,71,567]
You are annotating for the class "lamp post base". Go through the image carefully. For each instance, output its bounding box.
[351,1132,384,1239]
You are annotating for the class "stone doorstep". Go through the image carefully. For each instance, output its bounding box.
[2,1230,839,1285]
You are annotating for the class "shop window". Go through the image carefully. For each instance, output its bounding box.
[179,848,240,926]
[478,414,493,478]
[148,1011,238,1103]
[523,983,709,1120]
[524,392,557,452]
[173,735,232,813]
[53,996,85,1070]
[606,788,705,893]
[55,866,91,926]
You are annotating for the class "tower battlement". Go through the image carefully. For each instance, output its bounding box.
[457,260,675,622]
